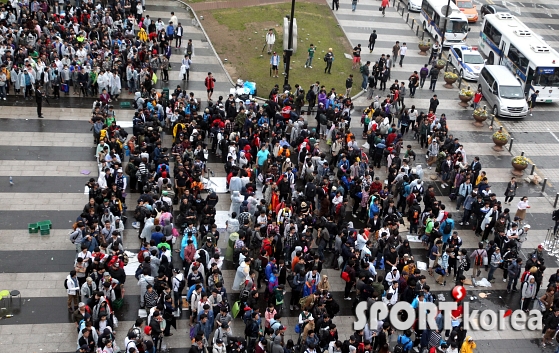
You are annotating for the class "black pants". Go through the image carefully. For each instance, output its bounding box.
[429,79,437,91]
[369,42,375,52]
[344,281,353,298]
[325,61,332,73]
[175,36,182,47]
[163,69,169,81]
[504,195,514,203]
[53,85,60,98]
[290,289,301,306]
[380,80,386,91]
[183,69,190,80]
[420,77,426,88]
[25,85,32,98]
[36,102,42,117]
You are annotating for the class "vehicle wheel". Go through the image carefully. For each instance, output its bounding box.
[423,22,427,31]
[435,35,439,42]
[493,105,499,117]
[488,52,494,65]
[460,69,464,79]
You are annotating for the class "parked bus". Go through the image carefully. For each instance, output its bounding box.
[420,0,470,46]
[479,13,559,102]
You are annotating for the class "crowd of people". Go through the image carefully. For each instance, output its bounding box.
[51,2,559,353]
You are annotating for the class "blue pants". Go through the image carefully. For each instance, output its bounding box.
[362,74,368,90]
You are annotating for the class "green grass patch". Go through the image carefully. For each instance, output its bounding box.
[201,2,354,96]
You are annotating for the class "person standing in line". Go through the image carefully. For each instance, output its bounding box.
[304,44,316,68]
[381,0,389,16]
[487,247,501,283]
[270,51,280,78]
[506,257,522,293]
[266,29,276,55]
[170,12,178,29]
[552,208,559,235]
[529,90,539,116]
[392,41,400,68]
[429,66,439,92]
[399,42,407,67]
[345,74,353,98]
[351,0,358,11]
[0,68,6,100]
[324,48,334,74]
[360,61,370,91]
[369,30,377,53]
[204,72,215,101]
[35,85,45,118]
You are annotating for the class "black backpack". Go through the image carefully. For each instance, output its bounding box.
[443,221,452,234]
[305,182,316,201]
[64,278,69,289]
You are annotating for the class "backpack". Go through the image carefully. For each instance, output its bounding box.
[323,55,328,62]
[252,257,263,273]
[190,322,201,339]
[177,278,186,294]
[341,269,351,282]
[133,98,139,109]
[443,221,452,234]
[305,183,316,201]
[553,209,559,221]
[464,258,471,271]
[394,336,405,353]
[520,270,531,283]
[287,273,296,288]
[359,65,367,74]
[64,278,69,289]
[474,250,484,266]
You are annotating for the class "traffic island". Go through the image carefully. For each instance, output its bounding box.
[198,2,353,96]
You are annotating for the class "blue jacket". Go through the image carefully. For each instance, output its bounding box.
[397,334,413,352]
[166,25,174,36]
[265,263,277,281]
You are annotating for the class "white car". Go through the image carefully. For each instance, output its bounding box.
[403,0,421,12]
[448,45,486,80]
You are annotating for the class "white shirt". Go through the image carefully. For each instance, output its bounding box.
[399,46,408,56]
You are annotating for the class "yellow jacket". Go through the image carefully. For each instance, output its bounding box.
[138,28,148,42]
[460,337,476,353]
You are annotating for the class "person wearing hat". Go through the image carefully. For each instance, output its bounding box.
[213,337,227,353]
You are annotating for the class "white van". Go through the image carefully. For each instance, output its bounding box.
[477,65,529,118]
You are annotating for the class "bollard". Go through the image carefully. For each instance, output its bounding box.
[397,2,400,11]
[458,77,462,89]
[509,138,514,152]
[555,193,559,209]
[521,151,525,156]
[542,178,548,193]
[530,164,536,175]
[490,115,495,127]
[406,13,410,23]
[422,32,425,41]
[416,26,419,36]
[445,59,450,72]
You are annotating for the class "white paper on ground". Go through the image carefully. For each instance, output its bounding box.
[416,261,427,271]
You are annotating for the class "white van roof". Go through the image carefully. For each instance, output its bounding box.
[484,65,522,86]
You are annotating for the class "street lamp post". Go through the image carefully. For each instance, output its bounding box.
[439,0,451,59]
[284,0,296,90]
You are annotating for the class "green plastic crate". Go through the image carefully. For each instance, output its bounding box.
[37,220,52,229]
[39,224,50,235]
[120,102,131,109]
[28,223,38,233]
